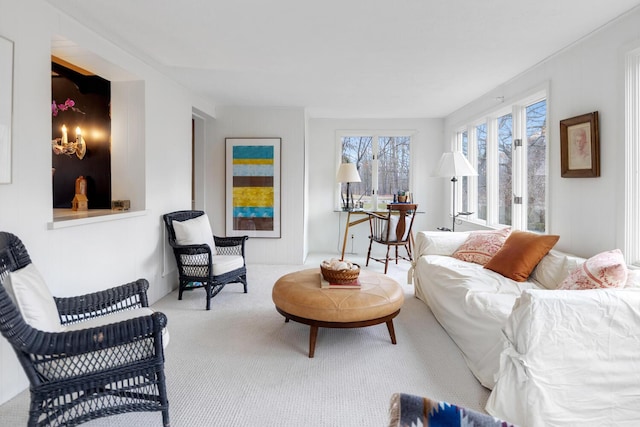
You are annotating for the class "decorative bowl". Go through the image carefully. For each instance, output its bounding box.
[320,263,360,284]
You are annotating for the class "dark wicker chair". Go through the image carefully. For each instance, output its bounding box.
[366,203,418,274]
[163,210,248,310]
[0,232,170,427]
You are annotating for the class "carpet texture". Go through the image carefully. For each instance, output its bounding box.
[0,254,489,426]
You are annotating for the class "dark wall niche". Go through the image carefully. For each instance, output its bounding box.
[51,62,111,209]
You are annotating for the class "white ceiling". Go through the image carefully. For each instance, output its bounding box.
[46,1,640,118]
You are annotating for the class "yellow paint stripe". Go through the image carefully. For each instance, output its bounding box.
[233,158,274,165]
[233,187,274,207]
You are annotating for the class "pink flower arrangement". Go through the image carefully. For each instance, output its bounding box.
[51,98,84,116]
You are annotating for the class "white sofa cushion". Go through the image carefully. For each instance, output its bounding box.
[487,288,640,426]
[414,231,470,256]
[626,268,640,288]
[173,213,217,255]
[530,249,586,290]
[413,254,539,388]
[5,264,64,332]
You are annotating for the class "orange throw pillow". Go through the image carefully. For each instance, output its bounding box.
[484,231,560,282]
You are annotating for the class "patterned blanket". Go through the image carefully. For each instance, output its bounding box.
[388,393,516,427]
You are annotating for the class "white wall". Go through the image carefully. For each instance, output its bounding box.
[0,1,211,403]
[307,118,444,257]
[209,106,307,264]
[444,7,640,258]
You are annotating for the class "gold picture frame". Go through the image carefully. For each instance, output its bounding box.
[560,111,599,178]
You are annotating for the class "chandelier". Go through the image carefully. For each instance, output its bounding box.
[52,125,86,159]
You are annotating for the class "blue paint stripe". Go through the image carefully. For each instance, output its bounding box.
[233,164,274,177]
[233,207,274,218]
[233,145,274,159]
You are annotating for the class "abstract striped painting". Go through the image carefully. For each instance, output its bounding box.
[226,138,281,238]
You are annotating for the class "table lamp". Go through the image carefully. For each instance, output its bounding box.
[336,163,362,211]
[432,152,477,231]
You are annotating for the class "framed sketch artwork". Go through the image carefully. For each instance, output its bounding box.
[560,111,600,178]
[0,35,14,184]
[226,138,281,238]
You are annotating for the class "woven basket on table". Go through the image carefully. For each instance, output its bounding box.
[320,264,360,284]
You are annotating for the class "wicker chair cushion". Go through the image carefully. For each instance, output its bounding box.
[65,307,170,347]
[5,264,64,332]
[179,254,244,277]
[173,213,217,255]
[212,255,245,276]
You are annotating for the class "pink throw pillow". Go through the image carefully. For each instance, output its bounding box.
[452,228,511,266]
[558,249,627,290]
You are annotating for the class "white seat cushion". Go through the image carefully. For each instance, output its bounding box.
[179,254,244,278]
[65,307,170,347]
[211,255,244,276]
[5,264,64,332]
[173,213,217,255]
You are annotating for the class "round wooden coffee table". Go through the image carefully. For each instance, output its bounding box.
[272,268,404,357]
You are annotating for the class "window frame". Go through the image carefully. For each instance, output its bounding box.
[624,44,640,265]
[452,89,548,232]
[336,130,415,211]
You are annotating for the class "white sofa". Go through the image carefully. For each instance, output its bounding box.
[411,231,640,427]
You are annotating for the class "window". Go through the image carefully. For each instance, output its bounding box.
[460,131,469,212]
[476,123,488,221]
[454,91,547,232]
[338,133,412,210]
[624,45,640,265]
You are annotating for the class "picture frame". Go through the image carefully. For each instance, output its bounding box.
[560,111,600,178]
[0,35,14,184]
[225,137,281,238]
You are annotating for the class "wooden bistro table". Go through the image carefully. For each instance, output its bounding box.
[272,268,404,357]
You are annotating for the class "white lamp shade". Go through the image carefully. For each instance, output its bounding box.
[336,163,362,183]
[432,152,477,177]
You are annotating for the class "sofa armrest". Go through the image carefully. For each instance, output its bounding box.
[487,288,640,426]
[414,231,470,258]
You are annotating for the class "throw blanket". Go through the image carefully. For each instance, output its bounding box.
[388,393,516,427]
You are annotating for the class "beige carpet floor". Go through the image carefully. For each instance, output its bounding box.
[0,253,489,426]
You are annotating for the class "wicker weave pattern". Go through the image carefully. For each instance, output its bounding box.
[163,210,249,310]
[0,232,169,427]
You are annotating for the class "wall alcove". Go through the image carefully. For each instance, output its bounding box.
[51,60,111,209]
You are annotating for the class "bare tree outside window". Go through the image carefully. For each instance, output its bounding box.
[461,131,469,212]
[526,100,547,232]
[498,114,513,225]
[476,123,487,220]
[340,135,411,210]
[378,136,410,200]
[456,96,546,231]
[341,136,372,208]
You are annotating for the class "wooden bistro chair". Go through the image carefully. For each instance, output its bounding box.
[163,210,248,310]
[366,203,418,274]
